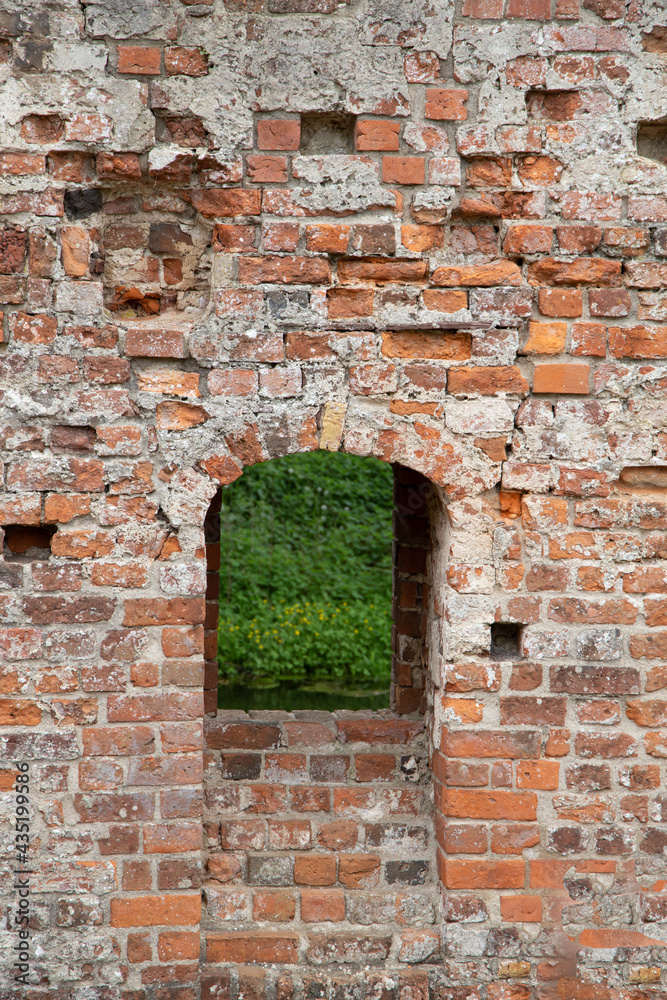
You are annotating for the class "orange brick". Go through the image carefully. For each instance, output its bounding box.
[164,47,208,77]
[441,789,537,820]
[355,120,400,151]
[212,224,256,252]
[608,325,667,359]
[253,892,296,922]
[533,363,589,394]
[338,854,381,889]
[257,120,300,150]
[127,932,152,963]
[442,860,525,889]
[422,289,468,312]
[247,155,288,183]
[61,226,89,277]
[425,89,468,121]
[441,697,483,723]
[431,261,521,287]
[117,46,161,75]
[401,225,443,252]
[305,225,350,253]
[381,330,470,361]
[207,932,298,964]
[382,157,425,185]
[448,366,529,395]
[110,894,201,927]
[0,699,41,726]
[500,896,542,922]
[538,288,582,317]
[571,322,606,356]
[517,155,563,186]
[294,855,336,886]
[157,930,200,961]
[503,225,553,254]
[300,889,345,922]
[522,321,567,355]
[516,761,560,790]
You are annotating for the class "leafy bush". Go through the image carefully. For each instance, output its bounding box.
[217,451,393,687]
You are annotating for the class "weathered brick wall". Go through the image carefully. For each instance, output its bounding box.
[1,0,667,996]
[202,712,438,996]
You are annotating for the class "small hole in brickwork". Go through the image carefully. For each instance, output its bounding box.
[300,112,356,154]
[64,188,103,220]
[490,622,523,661]
[3,525,56,559]
[637,121,667,165]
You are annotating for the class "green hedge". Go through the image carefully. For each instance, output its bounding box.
[217,451,393,687]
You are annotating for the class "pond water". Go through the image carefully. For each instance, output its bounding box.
[218,681,390,713]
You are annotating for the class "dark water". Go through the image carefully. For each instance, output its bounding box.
[218,681,390,713]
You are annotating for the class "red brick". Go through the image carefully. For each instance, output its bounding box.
[144,822,201,854]
[608,325,667,359]
[257,120,300,150]
[337,258,427,285]
[247,155,288,183]
[212,224,256,253]
[533,364,589,394]
[165,47,208,77]
[571,321,606,356]
[443,730,540,759]
[263,222,300,251]
[336,718,423,745]
[442,860,525,889]
[443,823,487,854]
[301,889,345,921]
[527,257,622,286]
[516,761,560,790]
[238,256,330,285]
[382,157,425,185]
[111,894,201,927]
[589,288,631,317]
[462,0,504,12]
[157,930,200,961]
[117,46,161,74]
[432,260,521,287]
[125,328,186,359]
[355,120,400,151]
[504,225,553,254]
[500,896,542,922]
[425,89,468,121]
[491,824,541,855]
[191,189,261,218]
[294,855,336,886]
[448,366,529,396]
[538,288,582,317]
[252,891,296,922]
[441,789,537,820]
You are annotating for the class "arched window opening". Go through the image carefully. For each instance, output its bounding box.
[215,451,394,712]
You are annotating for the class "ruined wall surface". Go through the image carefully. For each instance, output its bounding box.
[1,0,667,996]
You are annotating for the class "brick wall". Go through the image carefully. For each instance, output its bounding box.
[202,712,438,998]
[1,0,667,995]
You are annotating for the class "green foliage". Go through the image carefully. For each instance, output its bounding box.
[218,451,393,687]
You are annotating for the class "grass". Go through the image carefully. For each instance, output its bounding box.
[217,450,393,690]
